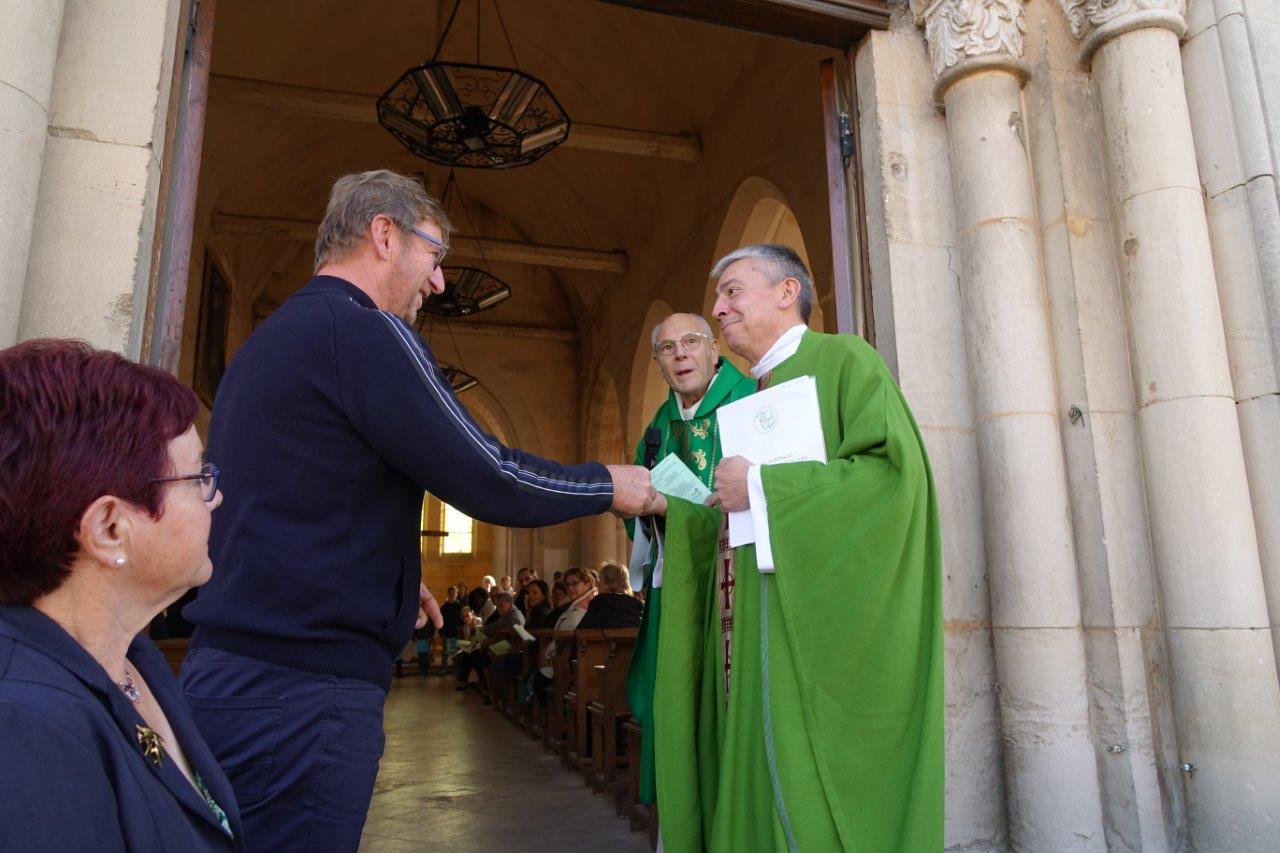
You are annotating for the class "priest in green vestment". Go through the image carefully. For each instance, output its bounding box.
[650,245,943,852]
[625,312,756,807]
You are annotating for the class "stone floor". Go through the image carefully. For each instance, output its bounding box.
[358,674,652,852]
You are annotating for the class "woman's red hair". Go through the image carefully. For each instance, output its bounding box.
[0,339,198,605]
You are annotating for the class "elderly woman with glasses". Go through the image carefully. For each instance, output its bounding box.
[0,340,240,851]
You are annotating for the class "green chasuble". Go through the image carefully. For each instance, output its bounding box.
[654,331,943,852]
[626,357,755,805]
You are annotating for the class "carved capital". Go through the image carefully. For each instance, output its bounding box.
[912,0,1029,101]
[1058,0,1188,62]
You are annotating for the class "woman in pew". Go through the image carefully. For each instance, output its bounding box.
[576,561,642,630]
[0,340,241,851]
[523,580,553,631]
[531,567,598,703]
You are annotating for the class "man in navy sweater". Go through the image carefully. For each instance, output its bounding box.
[181,170,655,851]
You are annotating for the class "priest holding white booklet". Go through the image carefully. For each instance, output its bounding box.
[644,244,945,853]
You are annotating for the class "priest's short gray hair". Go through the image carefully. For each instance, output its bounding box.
[711,244,814,323]
[650,313,714,350]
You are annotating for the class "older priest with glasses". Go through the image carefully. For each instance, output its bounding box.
[0,340,240,851]
[648,245,943,852]
[625,312,755,812]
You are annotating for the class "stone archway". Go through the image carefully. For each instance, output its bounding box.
[706,177,825,326]
[704,178,825,375]
[582,368,628,566]
[626,299,677,447]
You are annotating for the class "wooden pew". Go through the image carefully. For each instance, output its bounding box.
[545,629,577,755]
[623,718,658,848]
[587,628,639,806]
[529,628,554,742]
[566,629,609,771]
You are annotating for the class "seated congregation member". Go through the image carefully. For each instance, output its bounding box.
[547,578,571,621]
[0,340,241,851]
[537,567,597,679]
[577,561,643,629]
[513,566,536,615]
[497,579,552,686]
[530,568,598,705]
[455,591,524,690]
[469,575,497,620]
[522,580,553,630]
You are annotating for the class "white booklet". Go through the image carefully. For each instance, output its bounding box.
[716,375,826,547]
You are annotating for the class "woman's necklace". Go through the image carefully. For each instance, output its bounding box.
[116,665,141,703]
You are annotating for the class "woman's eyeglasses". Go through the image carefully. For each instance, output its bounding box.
[150,462,220,502]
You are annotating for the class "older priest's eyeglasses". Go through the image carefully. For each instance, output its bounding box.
[654,333,711,360]
[150,462,220,502]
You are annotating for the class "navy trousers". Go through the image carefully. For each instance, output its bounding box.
[181,648,386,852]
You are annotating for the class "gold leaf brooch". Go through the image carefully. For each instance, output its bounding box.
[136,725,165,767]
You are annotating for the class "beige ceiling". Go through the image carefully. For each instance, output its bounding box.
[198,0,836,333]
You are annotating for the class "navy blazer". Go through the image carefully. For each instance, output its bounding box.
[0,606,243,851]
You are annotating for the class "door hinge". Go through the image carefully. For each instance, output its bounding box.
[838,111,854,160]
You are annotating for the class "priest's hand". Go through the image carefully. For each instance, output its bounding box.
[711,455,751,512]
[606,464,660,518]
[649,492,668,517]
[416,583,443,630]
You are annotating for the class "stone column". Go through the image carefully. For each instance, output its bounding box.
[18,0,182,357]
[583,513,621,567]
[0,0,66,346]
[1182,0,1280,682]
[913,1,1106,847]
[1062,0,1280,846]
[490,525,510,581]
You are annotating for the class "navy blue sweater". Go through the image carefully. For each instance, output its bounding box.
[186,276,613,688]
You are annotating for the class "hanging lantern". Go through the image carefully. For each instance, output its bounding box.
[378,61,569,169]
[420,266,512,317]
[438,361,479,394]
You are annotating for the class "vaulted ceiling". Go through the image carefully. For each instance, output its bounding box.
[199,0,836,334]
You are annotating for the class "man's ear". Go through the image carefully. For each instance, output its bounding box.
[77,495,132,568]
[777,277,801,311]
[369,214,396,261]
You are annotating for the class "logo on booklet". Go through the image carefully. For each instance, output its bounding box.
[753,406,779,434]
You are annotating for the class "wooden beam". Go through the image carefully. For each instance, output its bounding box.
[253,298,576,342]
[596,0,889,48]
[208,74,701,164]
[214,212,628,274]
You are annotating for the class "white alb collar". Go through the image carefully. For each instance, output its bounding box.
[679,365,720,420]
[750,324,807,379]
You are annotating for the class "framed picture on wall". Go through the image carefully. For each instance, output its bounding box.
[194,251,230,408]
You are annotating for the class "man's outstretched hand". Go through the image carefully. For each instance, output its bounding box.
[416,583,443,630]
[606,464,661,518]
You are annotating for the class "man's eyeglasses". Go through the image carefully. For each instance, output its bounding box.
[654,332,712,360]
[408,226,448,271]
[150,462,220,503]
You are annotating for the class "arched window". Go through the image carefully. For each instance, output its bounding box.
[440,503,475,556]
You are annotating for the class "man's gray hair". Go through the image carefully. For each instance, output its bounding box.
[710,244,814,323]
[650,313,714,351]
[495,591,514,604]
[314,169,453,271]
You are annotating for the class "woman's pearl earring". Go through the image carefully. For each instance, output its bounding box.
[114,557,126,567]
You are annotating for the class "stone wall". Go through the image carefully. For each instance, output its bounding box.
[864,0,1280,848]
